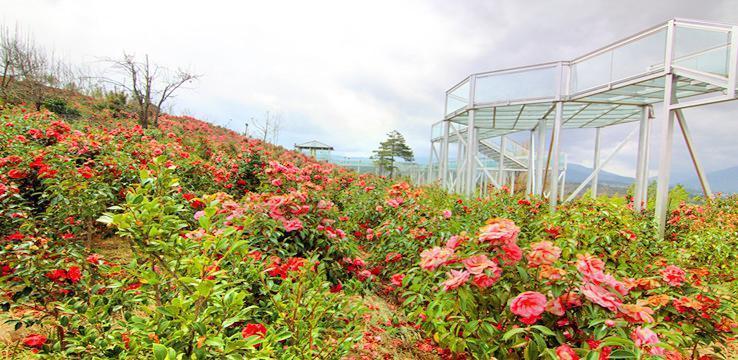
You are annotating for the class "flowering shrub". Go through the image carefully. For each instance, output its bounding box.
[1,103,737,359]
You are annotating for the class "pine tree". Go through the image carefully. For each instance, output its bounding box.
[371,130,414,178]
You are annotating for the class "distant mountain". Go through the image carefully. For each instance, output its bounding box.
[565,163,635,186]
[672,165,738,194]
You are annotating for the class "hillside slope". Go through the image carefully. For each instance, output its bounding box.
[1,104,737,359]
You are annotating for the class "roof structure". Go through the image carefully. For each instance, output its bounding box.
[294,140,334,151]
[427,18,738,239]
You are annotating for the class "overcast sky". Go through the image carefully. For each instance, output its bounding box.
[4,0,738,180]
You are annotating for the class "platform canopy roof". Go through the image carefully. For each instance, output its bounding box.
[295,140,334,150]
[435,18,738,141]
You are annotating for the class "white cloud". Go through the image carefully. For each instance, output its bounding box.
[3,0,738,178]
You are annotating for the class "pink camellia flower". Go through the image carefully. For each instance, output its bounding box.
[500,242,523,265]
[555,344,580,360]
[386,197,403,208]
[357,269,373,282]
[390,273,405,287]
[442,210,452,219]
[462,254,496,275]
[282,218,303,232]
[510,291,547,324]
[546,297,566,317]
[419,247,454,271]
[526,241,561,268]
[194,210,205,220]
[602,274,630,296]
[478,218,520,245]
[575,254,606,283]
[580,283,622,311]
[660,265,686,287]
[631,326,663,355]
[441,269,469,291]
[445,235,463,249]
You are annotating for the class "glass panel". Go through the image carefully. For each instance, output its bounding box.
[571,51,611,93]
[446,80,469,115]
[674,26,731,76]
[474,66,557,103]
[612,29,667,81]
[431,122,443,139]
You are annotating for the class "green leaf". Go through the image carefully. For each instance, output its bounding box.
[502,327,527,341]
[152,343,168,360]
[531,325,556,337]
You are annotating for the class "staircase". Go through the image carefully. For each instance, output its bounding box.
[478,138,528,170]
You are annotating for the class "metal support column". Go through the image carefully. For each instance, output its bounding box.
[526,130,535,196]
[440,121,450,187]
[634,107,649,211]
[535,119,547,195]
[549,102,563,211]
[465,110,477,196]
[455,140,464,193]
[655,73,677,239]
[640,112,652,207]
[498,135,506,188]
[592,127,601,198]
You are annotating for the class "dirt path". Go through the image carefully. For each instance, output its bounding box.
[345,293,446,360]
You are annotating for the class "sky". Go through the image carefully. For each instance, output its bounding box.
[3,0,738,181]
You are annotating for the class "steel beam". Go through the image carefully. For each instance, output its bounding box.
[655,74,677,239]
[526,130,535,196]
[535,119,547,195]
[498,135,506,187]
[675,109,713,198]
[549,102,563,211]
[440,121,450,187]
[633,106,649,211]
[566,126,639,202]
[592,128,601,198]
[465,110,477,196]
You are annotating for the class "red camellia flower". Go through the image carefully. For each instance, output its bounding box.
[282,218,303,232]
[500,241,523,265]
[390,273,405,287]
[510,291,547,324]
[660,265,686,287]
[86,254,103,265]
[555,344,579,360]
[241,323,267,339]
[66,266,82,283]
[385,252,402,263]
[23,333,47,348]
[77,166,95,179]
[8,169,27,179]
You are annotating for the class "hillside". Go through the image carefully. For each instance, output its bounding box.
[1,103,737,359]
[673,165,738,194]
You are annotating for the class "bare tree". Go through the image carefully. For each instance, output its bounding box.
[0,24,49,107]
[249,111,282,143]
[0,24,82,109]
[104,53,198,128]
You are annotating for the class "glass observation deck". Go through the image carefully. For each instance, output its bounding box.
[442,18,738,139]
